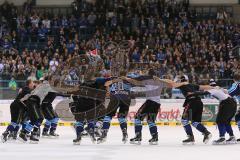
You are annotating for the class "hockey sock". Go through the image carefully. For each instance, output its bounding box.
[148,121,157,135]
[217,123,226,137]
[181,119,193,136]
[24,122,34,134]
[87,121,95,130]
[32,120,41,133]
[6,122,18,132]
[50,118,59,132]
[43,119,51,133]
[75,121,84,136]
[225,123,234,137]
[102,116,112,130]
[14,124,21,132]
[237,121,240,131]
[118,117,127,131]
[33,126,38,133]
[95,121,103,129]
[134,119,142,134]
[22,121,29,131]
[192,122,207,133]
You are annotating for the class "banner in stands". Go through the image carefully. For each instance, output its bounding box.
[0,99,220,124]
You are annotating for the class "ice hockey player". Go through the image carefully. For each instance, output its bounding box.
[228,73,240,142]
[203,79,237,145]
[129,69,187,145]
[1,80,35,142]
[70,77,106,145]
[79,74,109,138]
[41,92,66,138]
[18,76,62,143]
[177,76,212,145]
[97,71,133,144]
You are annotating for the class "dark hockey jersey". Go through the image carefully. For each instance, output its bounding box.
[109,78,131,97]
[178,84,200,98]
[16,86,31,100]
[72,80,106,112]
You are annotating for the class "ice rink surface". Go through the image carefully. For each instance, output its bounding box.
[1,126,240,160]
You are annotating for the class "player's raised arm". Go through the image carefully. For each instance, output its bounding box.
[120,76,143,86]
[104,78,122,87]
[187,91,210,97]
[171,81,188,88]
[199,85,215,91]
[153,76,187,88]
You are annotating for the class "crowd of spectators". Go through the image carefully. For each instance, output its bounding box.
[0,0,239,89]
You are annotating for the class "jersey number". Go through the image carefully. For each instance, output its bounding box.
[111,82,124,91]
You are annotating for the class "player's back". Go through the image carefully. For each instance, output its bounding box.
[15,86,31,100]
[178,84,200,98]
[109,78,131,98]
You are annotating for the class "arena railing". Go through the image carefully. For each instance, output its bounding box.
[190,5,233,19]
[232,45,240,58]
[32,6,73,16]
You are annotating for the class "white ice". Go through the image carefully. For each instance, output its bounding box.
[1,126,240,160]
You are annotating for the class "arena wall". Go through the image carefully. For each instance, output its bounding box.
[0,99,222,126]
[190,0,238,4]
[36,0,74,6]
[0,0,27,5]
[0,0,239,6]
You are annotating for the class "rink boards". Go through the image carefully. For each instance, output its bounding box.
[0,98,238,126]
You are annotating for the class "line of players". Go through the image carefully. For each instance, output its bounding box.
[1,77,68,143]
[1,70,240,145]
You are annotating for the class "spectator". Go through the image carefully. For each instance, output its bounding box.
[0,59,4,74]
[27,72,37,81]
[8,77,17,90]
[36,65,47,80]
[30,14,40,28]
[0,0,238,91]
[87,12,96,26]
[131,48,141,62]
[49,57,59,73]
[217,9,228,20]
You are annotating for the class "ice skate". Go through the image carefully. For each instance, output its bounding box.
[149,133,158,145]
[87,128,96,143]
[73,135,81,145]
[1,131,9,143]
[97,130,107,144]
[11,131,18,140]
[32,128,41,139]
[49,130,59,139]
[30,132,39,144]
[7,131,18,141]
[226,136,237,144]
[122,128,128,144]
[7,131,14,140]
[203,130,212,144]
[212,137,226,145]
[182,135,195,145]
[42,130,50,138]
[236,138,240,143]
[95,128,102,137]
[130,132,142,145]
[18,131,28,143]
[36,128,41,138]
